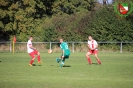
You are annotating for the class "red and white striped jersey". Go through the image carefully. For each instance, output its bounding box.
[27,40,34,53]
[88,40,98,50]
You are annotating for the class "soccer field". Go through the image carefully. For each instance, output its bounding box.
[0,53,133,88]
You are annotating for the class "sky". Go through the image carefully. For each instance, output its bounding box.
[97,0,113,4]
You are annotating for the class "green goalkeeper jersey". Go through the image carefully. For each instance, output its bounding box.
[60,42,70,55]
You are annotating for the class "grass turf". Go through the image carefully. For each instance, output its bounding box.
[0,53,133,88]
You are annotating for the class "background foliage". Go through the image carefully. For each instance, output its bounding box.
[0,0,133,42]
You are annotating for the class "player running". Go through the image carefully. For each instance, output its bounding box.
[86,36,101,65]
[27,36,43,66]
[56,38,70,67]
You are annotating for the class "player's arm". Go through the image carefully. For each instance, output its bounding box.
[87,44,92,50]
[88,44,95,50]
[88,44,98,50]
[95,44,98,49]
[61,50,65,58]
[60,44,64,58]
[29,45,36,50]
[94,41,98,50]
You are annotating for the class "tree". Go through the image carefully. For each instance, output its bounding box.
[0,0,46,41]
[84,6,133,42]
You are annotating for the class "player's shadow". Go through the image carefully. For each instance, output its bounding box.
[57,65,71,67]
[50,65,54,66]
[92,63,98,65]
[32,64,41,66]
[63,65,71,67]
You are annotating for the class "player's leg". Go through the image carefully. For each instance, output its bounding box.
[56,55,63,63]
[56,58,61,63]
[29,52,36,66]
[34,50,43,63]
[59,55,65,67]
[60,53,70,67]
[62,55,69,63]
[56,53,69,63]
[86,51,92,64]
[37,52,43,63]
[94,50,101,64]
[56,52,70,67]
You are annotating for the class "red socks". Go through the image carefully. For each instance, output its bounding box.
[98,59,101,64]
[38,55,40,62]
[30,60,34,64]
[87,58,92,64]
[29,55,41,65]
[87,58,101,65]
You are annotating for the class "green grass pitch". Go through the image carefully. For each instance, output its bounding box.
[0,53,133,88]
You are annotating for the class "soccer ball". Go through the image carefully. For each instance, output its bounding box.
[48,49,52,54]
